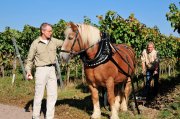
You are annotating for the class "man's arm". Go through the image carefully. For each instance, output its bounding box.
[141,50,146,75]
[153,51,160,75]
[25,42,36,79]
[54,38,64,48]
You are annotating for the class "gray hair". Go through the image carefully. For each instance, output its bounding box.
[147,41,155,48]
[40,23,52,35]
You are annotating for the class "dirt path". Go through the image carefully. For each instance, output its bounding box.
[0,103,33,119]
[0,104,43,119]
[0,103,159,119]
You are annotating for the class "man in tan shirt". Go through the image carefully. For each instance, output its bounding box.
[25,23,63,119]
[141,42,159,98]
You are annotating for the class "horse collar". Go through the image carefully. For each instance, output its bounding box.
[80,37,112,67]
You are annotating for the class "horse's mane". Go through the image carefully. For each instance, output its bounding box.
[65,23,101,46]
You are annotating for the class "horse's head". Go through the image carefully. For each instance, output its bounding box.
[60,22,101,62]
[59,22,81,62]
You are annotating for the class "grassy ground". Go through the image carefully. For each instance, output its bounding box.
[0,72,179,119]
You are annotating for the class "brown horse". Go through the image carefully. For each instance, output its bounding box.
[60,22,136,119]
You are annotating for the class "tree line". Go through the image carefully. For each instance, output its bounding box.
[0,3,179,79]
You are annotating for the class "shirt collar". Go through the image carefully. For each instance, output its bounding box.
[147,49,155,54]
[37,36,51,44]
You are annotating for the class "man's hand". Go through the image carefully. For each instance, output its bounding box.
[142,70,146,76]
[153,70,158,75]
[26,73,33,80]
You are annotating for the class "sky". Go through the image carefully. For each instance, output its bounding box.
[0,0,179,37]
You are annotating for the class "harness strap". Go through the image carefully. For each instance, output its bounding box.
[80,38,112,67]
[110,57,130,77]
[111,44,140,114]
[115,46,133,71]
[110,44,134,77]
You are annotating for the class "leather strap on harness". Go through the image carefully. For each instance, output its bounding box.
[80,37,112,67]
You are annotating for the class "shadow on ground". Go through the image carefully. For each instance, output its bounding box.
[24,93,109,118]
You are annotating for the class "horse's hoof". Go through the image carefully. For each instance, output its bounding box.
[90,117,101,119]
[90,115,101,119]
[110,116,119,119]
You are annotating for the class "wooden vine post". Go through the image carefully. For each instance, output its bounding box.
[55,56,64,89]
[12,38,27,80]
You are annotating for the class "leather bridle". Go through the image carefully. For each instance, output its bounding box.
[60,30,82,57]
[60,28,98,57]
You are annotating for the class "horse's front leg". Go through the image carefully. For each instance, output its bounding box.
[89,84,101,119]
[106,77,119,119]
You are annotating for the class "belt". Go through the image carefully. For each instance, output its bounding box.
[43,64,55,67]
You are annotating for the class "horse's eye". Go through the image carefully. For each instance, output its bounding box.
[68,35,73,40]
[68,36,73,40]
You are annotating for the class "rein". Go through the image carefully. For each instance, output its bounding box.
[59,42,98,57]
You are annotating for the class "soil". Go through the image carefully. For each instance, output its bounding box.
[0,103,32,119]
[0,103,159,119]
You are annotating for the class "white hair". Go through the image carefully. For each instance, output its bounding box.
[78,24,101,46]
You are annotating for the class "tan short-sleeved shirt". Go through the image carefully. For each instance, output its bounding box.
[141,49,159,70]
[25,36,63,73]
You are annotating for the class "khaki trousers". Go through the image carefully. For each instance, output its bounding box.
[33,66,57,119]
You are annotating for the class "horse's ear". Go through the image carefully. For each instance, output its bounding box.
[66,22,71,27]
[69,22,78,32]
